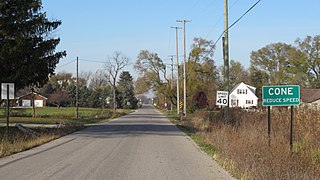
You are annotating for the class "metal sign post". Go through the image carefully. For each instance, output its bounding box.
[1,83,15,137]
[6,84,9,136]
[290,106,294,152]
[268,106,271,146]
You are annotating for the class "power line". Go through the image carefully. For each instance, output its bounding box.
[181,0,202,19]
[79,59,106,63]
[204,0,241,39]
[182,0,219,22]
[203,0,262,60]
[56,58,106,69]
[56,60,76,69]
[79,58,134,66]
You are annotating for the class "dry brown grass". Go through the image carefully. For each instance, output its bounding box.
[0,125,83,158]
[184,107,320,179]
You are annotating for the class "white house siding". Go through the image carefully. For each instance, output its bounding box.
[229,82,258,108]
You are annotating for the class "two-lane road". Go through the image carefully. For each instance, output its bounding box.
[0,105,233,180]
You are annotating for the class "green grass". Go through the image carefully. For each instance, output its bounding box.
[0,107,133,125]
[1,107,111,118]
[0,107,133,158]
[175,123,218,158]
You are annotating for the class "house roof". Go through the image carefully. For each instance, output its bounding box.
[230,83,241,93]
[301,88,320,103]
[230,82,256,94]
[16,92,48,100]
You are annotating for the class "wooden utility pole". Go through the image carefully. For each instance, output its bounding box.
[76,57,79,118]
[176,20,191,116]
[171,26,182,114]
[224,0,230,120]
[169,55,174,111]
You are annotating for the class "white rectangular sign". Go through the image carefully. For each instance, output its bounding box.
[216,91,228,106]
[1,83,15,100]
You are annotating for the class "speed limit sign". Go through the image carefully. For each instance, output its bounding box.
[216,91,228,106]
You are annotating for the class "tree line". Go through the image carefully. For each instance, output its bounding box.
[1,1,319,112]
[0,1,140,109]
[17,69,139,109]
[135,35,320,112]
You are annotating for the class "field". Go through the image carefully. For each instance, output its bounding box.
[169,107,320,179]
[0,107,132,124]
[0,107,132,158]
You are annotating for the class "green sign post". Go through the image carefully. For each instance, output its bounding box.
[262,85,300,152]
[262,85,300,106]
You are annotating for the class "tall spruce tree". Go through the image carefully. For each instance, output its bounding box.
[0,0,66,89]
[117,71,138,109]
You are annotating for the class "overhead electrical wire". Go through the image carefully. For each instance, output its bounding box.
[79,59,106,64]
[204,0,241,39]
[202,0,262,60]
[56,60,76,69]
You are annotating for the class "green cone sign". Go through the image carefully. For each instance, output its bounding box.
[262,85,300,107]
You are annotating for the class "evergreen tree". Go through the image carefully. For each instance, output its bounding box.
[0,0,66,89]
[117,71,138,109]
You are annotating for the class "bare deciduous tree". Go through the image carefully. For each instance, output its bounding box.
[79,71,92,87]
[105,51,129,111]
[89,69,108,90]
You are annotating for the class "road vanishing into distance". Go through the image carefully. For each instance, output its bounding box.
[0,105,233,180]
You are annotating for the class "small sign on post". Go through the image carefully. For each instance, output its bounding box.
[179,101,183,121]
[1,83,15,137]
[1,83,15,100]
[216,91,229,106]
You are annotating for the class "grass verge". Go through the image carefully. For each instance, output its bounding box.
[0,125,84,158]
[165,107,320,179]
[168,111,238,179]
[0,108,132,125]
[0,108,133,158]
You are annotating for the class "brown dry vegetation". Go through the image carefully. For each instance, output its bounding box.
[182,107,320,179]
[0,125,83,158]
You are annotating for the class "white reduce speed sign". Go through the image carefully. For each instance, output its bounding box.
[216,91,228,106]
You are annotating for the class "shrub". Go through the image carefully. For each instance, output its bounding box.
[184,107,320,179]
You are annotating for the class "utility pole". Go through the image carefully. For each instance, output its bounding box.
[171,26,182,114]
[176,20,191,116]
[224,0,230,121]
[169,55,174,111]
[76,57,79,118]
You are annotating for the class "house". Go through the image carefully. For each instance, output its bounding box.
[300,88,320,107]
[229,82,258,108]
[16,92,48,107]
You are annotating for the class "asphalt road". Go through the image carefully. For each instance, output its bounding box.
[0,104,233,180]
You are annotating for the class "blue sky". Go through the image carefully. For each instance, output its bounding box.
[42,0,320,78]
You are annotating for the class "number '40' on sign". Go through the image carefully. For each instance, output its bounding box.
[217,98,227,104]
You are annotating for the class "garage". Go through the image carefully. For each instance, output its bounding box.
[17,92,47,107]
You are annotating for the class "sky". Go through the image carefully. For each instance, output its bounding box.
[42,0,320,79]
